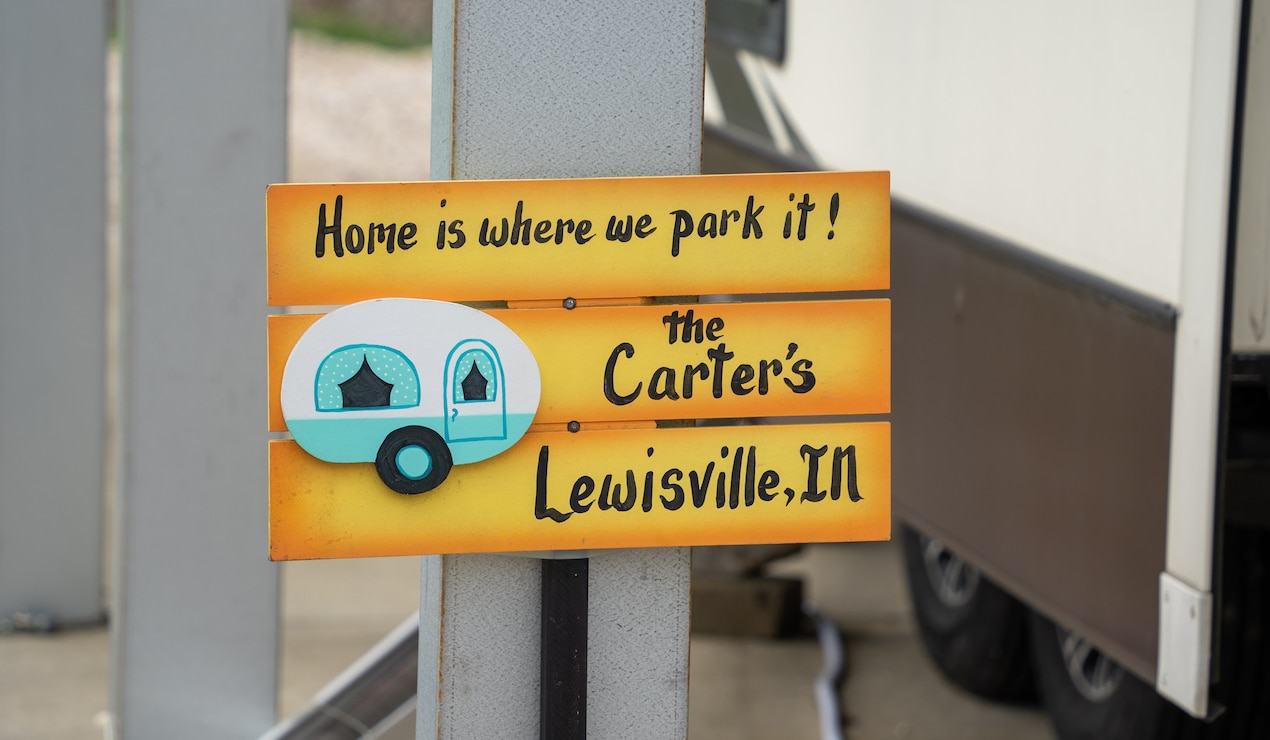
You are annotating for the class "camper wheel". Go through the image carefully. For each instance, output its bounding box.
[900,523,1034,702]
[376,426,453,494]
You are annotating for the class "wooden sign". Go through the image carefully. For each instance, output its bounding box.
[266,171,891,559]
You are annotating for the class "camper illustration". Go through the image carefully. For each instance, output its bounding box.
[281,298,541,494]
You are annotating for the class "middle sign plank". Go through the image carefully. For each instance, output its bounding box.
[267,299,890,431]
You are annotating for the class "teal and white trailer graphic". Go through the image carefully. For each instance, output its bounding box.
[281,298,541,493]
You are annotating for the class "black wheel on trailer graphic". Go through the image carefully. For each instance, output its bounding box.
[900,522,1035,703]
[375,425,453,494]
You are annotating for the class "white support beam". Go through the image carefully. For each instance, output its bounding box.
[111,2,286,736]
[1159,0,1243,719]
[0,0,107,627]
[1165,0,1242,595]
[421,1,704,737]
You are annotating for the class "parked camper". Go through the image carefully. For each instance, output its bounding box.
[281,298,540,494]
[704,0,1269,737]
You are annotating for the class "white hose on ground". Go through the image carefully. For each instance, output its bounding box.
[805,604,846,740]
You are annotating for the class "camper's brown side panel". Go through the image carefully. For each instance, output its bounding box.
[891,204,1176,682]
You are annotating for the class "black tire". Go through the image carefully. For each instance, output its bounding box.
[900,523,1035,702]
[1027,610,1197,740]
[1027,524,1270,740]
[375,426,453,494]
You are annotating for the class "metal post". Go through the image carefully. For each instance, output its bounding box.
[112,2,286,736]
[421,1,703,737]
[540,558,588,740]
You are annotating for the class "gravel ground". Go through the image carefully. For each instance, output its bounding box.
[288,31,432,183]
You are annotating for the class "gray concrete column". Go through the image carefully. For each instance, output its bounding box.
[420,1,704,737]
[0,0,107,628]
[111,2,286,737]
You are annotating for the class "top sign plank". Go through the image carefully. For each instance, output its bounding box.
[267,171,889,306]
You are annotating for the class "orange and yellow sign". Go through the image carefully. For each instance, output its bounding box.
[266,171,892,559]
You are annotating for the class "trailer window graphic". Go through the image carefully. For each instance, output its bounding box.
[315,345,420,411]
[445,340,507,442]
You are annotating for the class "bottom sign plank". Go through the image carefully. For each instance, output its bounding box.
[270,422,890,560]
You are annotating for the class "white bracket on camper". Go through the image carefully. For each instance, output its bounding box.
[1156,572,1212,718]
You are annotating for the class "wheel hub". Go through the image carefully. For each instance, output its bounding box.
[919,535,981,609]
[1056,627,1124,702]
[395,445,433,479]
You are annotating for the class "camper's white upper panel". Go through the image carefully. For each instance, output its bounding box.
[759,1,1199,305]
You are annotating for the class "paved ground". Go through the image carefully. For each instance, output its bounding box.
[0,32,1057,740]
[0,540,1054,740]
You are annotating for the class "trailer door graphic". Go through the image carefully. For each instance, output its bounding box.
[444,339,507,442]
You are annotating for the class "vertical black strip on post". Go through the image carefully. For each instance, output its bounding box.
[541,557,588,740]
